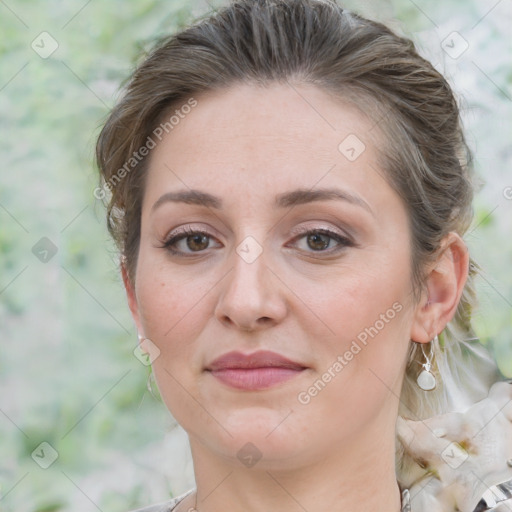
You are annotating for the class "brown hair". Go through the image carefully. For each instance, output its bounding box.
[96,0,497,482]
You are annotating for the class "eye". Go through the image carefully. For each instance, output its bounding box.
[160,226,353,257]
[162,227,221,255]
[290,228,353,254]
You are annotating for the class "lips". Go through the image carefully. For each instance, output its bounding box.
[205,350,307,390]
[206,350,306,371]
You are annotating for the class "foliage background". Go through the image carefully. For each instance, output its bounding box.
[0,0,510,510]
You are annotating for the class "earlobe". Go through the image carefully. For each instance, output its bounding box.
[410,233,469,343]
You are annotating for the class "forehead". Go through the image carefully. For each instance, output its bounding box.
[144,82,390,206]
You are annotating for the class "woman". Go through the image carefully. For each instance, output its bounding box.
[95,1,512,510]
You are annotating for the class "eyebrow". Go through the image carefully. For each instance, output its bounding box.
[151,187,373,215]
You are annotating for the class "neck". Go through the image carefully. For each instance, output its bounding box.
[186,422,402,512]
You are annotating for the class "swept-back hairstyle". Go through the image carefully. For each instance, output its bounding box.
[96,0,498,482]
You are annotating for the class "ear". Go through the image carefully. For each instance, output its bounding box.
[121,259,144,336]
[410,232,469,343]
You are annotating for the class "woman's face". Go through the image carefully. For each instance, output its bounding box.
[127,83,423,468]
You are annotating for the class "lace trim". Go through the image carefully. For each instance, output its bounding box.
[401,489,411,512]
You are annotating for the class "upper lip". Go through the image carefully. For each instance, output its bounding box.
[206,350,307,371]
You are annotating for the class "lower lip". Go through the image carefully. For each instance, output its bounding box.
[208,367,305,390]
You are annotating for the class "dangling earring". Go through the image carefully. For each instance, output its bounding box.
[416,335,437,391]
[146,371,161,401]
[137,334,162,401]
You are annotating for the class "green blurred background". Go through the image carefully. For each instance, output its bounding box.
[0,0,511,510]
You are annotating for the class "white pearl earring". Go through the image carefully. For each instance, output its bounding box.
[417,335,437,391]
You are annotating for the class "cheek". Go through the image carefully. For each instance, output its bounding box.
[299,254,411,339]
[300,251,414,390]
[134,261,217,423]
[136,254,208,330]
[294,273,412,441]
[134,257,215,355]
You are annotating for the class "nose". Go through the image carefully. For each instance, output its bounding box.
[214,241,288,332]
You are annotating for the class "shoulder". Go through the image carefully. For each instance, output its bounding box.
[129,488,195,512]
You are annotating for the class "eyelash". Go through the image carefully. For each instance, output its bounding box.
[161,226,354,257]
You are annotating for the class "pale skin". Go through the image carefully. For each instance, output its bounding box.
[122,83,469,512]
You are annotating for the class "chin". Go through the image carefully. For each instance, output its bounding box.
[188,407,310,465]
